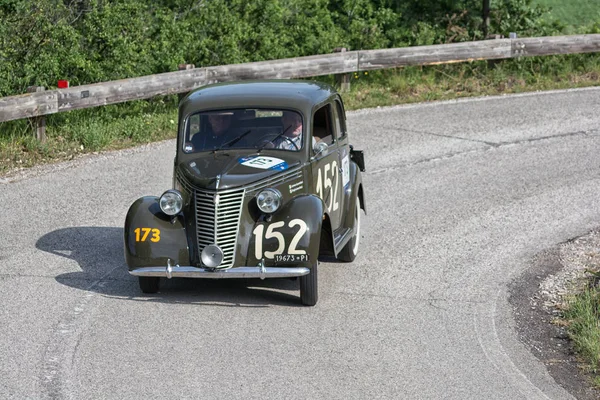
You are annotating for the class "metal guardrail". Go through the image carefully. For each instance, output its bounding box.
[1,34,599,125]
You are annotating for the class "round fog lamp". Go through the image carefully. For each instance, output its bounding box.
[159,190,183,216]
[256,188,282,214]
[201,244,224,268]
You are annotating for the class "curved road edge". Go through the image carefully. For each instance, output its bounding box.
[509,234,600,400]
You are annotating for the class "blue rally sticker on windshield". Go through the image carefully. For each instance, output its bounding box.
[239,156,288,171]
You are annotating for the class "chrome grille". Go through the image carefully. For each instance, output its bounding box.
[195,189,245,269]
[176,165,304,269]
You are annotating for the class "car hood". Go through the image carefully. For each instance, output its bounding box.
[178,151,300,190]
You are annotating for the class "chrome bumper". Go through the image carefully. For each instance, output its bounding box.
[129,264,310,280]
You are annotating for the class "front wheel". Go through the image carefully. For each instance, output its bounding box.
[337,195,361,262]
[299,263,318,306]
[139,277,160,294]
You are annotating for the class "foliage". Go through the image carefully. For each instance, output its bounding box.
[1,0,599,174]
[0,0,573,97]
[0,0,345,96]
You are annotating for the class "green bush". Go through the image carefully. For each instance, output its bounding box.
[0,0,573,97]
[1,0,598,171]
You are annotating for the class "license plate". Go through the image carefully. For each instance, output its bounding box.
[274,254,310,263]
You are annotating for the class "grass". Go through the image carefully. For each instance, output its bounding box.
[341,52,600,110]
[562,283,600,386]
[0,98,178,174]
[342,55,600,110]
[1,53,600,175]
[536,0,600,28]
[559,247,600,388]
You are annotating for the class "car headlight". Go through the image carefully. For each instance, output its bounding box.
[159,190,183,216]
[256,188,282,214]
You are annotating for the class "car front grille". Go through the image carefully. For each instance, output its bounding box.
[176,166,304,269]
[194,188,245,269]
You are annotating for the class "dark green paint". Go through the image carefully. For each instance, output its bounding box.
[124,80,365,276]
[124,196,190,269]
[178,151,301,191]
[245,195,324,267]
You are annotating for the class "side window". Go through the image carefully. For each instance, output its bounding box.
[333,103,342,139]
[334,100,347,137]
[188,114,201,140]
[312,104,334,146]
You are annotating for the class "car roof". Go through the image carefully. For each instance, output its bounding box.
[179,80,337,117]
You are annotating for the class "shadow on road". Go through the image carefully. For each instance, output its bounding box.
[36,227,303,307]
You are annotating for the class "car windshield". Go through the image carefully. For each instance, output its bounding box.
[182,109,304,154]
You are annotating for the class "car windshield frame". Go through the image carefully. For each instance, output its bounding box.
[181,108,305,154]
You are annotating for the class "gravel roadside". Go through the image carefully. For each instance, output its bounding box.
[511,230,600,400]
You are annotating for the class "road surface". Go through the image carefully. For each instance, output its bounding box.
[1,87,599,399]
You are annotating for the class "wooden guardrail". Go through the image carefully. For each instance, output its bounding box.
[1,34,599,127]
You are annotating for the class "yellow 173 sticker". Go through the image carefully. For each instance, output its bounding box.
[134,228,161,242]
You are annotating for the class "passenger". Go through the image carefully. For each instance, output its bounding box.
[274,111,303,150]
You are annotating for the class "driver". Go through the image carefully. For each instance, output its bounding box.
[208,113,232,136]
[191,112,242,150]
[204,113,234,148]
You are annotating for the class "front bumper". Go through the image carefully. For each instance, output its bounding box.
[129,262,310,280]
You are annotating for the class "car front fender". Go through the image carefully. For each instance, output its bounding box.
[124,196,190,270]
[245,194,324,267]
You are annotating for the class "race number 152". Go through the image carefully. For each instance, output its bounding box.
[252,219,308,259]
[316,160,339,211]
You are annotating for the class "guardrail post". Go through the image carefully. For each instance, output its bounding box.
[178,64,195,102]
[333,48,350,93]
[483,0,490,38]
[26,86,46,143]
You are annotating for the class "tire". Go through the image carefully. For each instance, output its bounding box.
[337,194,361,262]
[139,277,160,294]
[300,262,318,306]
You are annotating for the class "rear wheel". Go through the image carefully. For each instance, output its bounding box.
[337,195,361,262]
[139,277,160,294]
[299,263,318,306]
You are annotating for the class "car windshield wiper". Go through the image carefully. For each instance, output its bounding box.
[212,129,252,153]
[256,125,291,153]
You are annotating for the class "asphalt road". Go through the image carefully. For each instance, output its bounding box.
[1,87,600,399]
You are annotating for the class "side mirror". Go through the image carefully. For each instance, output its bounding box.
[313,141,328,156]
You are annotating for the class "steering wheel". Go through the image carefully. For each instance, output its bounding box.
[254,133,299,151]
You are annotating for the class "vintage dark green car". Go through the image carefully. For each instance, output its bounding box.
[124,80,366,305]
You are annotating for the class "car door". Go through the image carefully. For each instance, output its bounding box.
[310,103,343,230]
[331,98,351,231]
